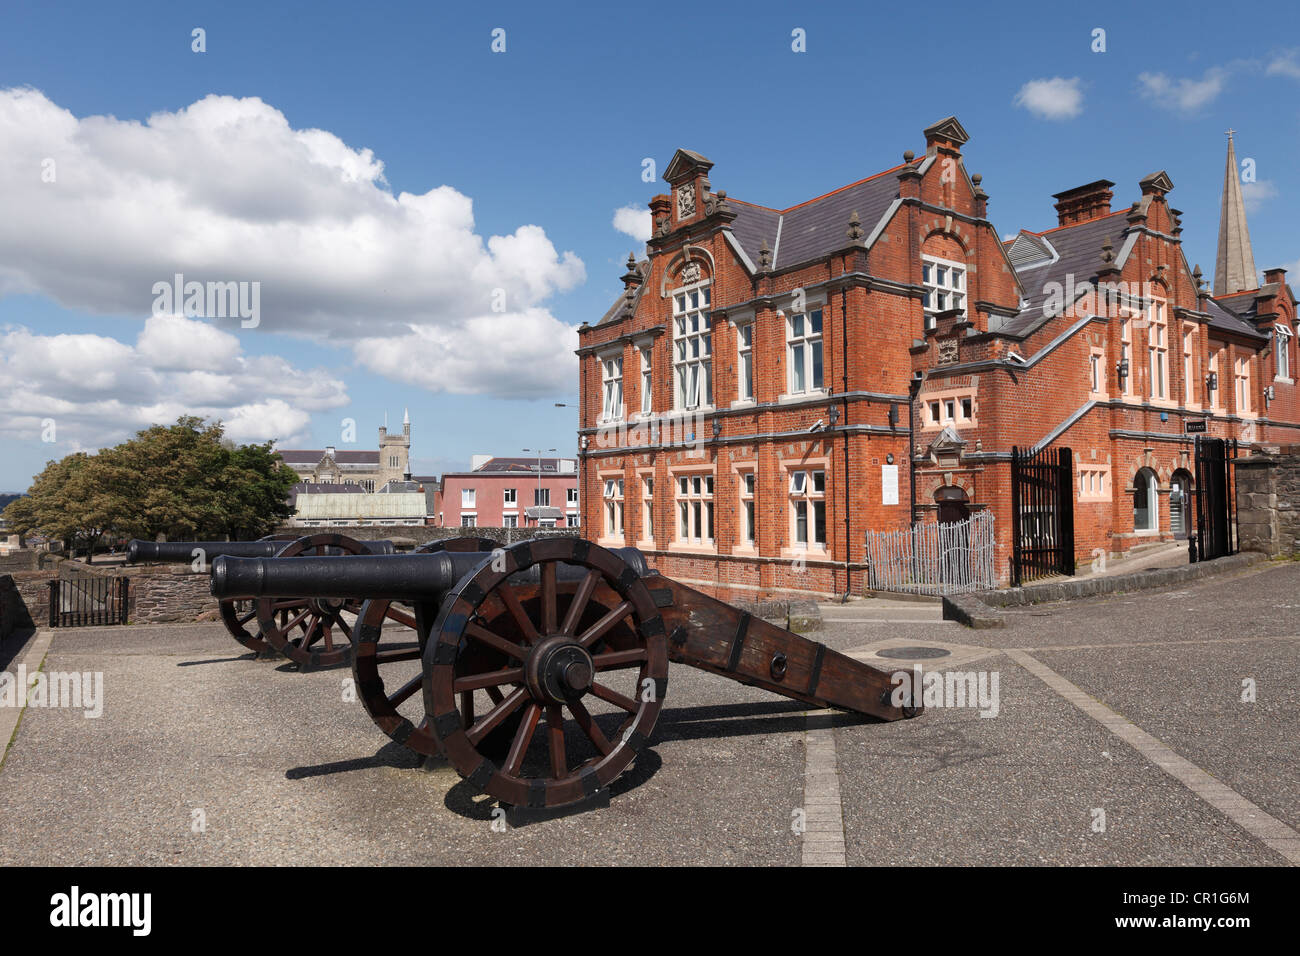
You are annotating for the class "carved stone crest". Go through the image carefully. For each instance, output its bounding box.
[938,339,959,366]
[680,262,702,285]
[676,183,696,219]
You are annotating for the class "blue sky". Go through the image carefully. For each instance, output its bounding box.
[1,0,1297,489]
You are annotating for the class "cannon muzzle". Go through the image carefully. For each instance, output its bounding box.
[127,538,396,564]
[210,546,651,602]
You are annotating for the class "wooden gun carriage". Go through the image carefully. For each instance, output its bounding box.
[211,536,921,810]
[126,533,395,665]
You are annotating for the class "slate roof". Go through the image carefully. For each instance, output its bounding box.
[287,482,366,507]
[1212,284,1290,323]
[1205,297,1267,340]
[277,449,380,465]
[443,457,576,476]
[479,457,560,473]
[597,260,650,325]
[727,165,905,272]
[1002,212,1130,337]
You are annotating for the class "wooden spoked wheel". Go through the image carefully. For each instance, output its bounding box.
[217,534,299,654]
[219,598,272,653]
[255,534,367,668]
[353,537,501,756]
[422,538,668,809]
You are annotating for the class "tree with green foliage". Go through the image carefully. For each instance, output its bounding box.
[2,417,300,551]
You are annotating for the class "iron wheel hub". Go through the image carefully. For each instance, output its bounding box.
[526,636,594,705]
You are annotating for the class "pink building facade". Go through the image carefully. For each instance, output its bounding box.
[437,456,580,529]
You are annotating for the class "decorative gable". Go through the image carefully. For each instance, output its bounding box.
[923,115,970,149]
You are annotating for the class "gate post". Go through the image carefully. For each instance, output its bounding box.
[1010,446,1021,587]
[1058,447,1075,575]
[47,578,58,628]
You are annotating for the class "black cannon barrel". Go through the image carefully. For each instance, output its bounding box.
[210,546,650,602]
[127,538,396,565]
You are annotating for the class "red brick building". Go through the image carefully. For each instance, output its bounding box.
[438,456,580,529]
[576,117,1299,598]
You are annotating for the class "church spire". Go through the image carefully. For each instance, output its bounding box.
[1214,130,1259,296]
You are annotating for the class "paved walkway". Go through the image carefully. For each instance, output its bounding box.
[0,559,1294,865]
[1074,540,1190,579]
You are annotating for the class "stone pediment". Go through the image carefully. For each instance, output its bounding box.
[663,148,713,185]
[922,116,969,147]
[928,426,966,463]
[1139,170,1174,194]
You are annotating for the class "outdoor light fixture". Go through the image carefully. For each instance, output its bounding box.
[828,405,840,425]
[1116,357,1130,386]
[1265,384,1276,407]
[1207,371,1218,392]
[712,417,722,438]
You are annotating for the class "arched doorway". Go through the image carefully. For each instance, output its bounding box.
[1133,468,1159,532]
[934,485,970,525]
[1169,469,1193,539]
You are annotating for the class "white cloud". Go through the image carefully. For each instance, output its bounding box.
[1266,51,1300,80]
[612,205,652,243]
[0,314,346,450]
[354,308,579,397]
[0,88,586,396]
[1241,179,1279,214]
[1137,68,1229,112]
[1013,77,1083,120]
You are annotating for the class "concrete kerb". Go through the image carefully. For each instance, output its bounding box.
[941,551,1269,628]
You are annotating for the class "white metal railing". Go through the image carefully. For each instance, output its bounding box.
[866,512,996,596]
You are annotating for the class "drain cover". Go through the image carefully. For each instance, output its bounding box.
[876,646,952,660]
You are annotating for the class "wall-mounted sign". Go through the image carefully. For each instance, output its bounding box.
[881,464,899,505]
[1185,420,1208,434]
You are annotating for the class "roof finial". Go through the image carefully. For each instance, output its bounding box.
[846,210,864,241]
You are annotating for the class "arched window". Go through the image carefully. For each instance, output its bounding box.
[1133,468,1158,532]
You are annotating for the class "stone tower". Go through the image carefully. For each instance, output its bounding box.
[1214,130,1259,296]
[377,408,411,486]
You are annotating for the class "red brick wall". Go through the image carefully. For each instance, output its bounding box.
[577,124,1300,596]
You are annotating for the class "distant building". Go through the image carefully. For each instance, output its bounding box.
[277,410,412,492]
[440,456,579,528]
[280,412,440,526]
[288,485,430,527]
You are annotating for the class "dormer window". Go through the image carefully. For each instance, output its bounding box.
[921,255,966,330]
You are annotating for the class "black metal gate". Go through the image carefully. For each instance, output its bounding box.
[1192,437,1238,562]
[1010,445,1076,586]
[48,570,128,627]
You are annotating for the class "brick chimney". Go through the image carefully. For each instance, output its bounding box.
[1051,180,1115,227]
[1264,267,1288,287]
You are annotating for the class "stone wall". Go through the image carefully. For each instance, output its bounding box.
[121,566,216,624]
[274,525,581,549]
[0,550,62,573]
[0,570,55,637]
[1236,448,1300,557]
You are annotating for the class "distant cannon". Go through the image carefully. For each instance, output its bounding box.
[212,536,920,810]
[127,533,394,662]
